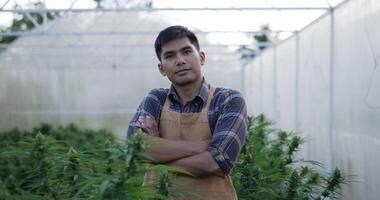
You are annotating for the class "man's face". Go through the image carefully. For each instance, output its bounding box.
[158,37,205,86]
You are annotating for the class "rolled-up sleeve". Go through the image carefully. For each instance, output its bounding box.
[126,89,165,138]
[207,91,247,175]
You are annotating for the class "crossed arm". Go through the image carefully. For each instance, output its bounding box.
[139,116,225,177]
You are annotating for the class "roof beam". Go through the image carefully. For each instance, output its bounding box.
[0,6,330,13]
[0,42,273,49]
[0,0,11,10]
[0,30,294,37]
[24,12,41,29]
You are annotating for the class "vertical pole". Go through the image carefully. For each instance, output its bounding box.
[295,31,300,132]
[241,64,246,97]
[259,51,263,114]
[273,46,277,120]
[327,8,335,174]
[43,0,47,32]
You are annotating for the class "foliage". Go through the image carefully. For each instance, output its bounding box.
[0,123,182,199]
[0,115,351,199]
[231,114,349,200]
[253,25,271,51]
[93,0,104,9]
[237,24,272,64]
[0,1,59,45]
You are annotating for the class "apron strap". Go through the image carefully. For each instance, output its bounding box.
[162,85,216,113]
[201,85,216,114]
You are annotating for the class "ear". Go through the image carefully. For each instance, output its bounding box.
[199,51,205,66]
[158,63,166,76]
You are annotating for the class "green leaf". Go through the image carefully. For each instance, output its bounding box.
[98,179,110,199]
[150,165,193,176]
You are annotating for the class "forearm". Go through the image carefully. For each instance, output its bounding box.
[166,151,225,178]
[146,136,207,163]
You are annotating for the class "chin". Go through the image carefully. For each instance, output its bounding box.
[170,73,202,86]
[173,77,197,86]
[174,79,193,86]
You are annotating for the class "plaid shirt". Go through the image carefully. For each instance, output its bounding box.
[127,79,247,175]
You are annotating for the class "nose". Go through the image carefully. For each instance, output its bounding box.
[175,54,186,66]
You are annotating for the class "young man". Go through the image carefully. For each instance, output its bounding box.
[127,25,247,199]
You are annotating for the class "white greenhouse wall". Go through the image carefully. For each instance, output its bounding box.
[245,0,380,199]
[0,12,241,138]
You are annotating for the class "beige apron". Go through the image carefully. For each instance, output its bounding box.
[144,86,238,200]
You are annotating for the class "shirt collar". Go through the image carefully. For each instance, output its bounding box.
[168,78,210,105]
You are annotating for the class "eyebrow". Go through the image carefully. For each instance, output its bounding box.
[163,51,174,57]
[181,46,192,51]
[162,45,193,56]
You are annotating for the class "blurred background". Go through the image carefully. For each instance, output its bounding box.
[0,0,379,199]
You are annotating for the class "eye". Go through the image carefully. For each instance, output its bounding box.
[184,49,192,54]
[164,54,174,59]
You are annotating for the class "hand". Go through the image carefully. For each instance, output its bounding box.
[138,115,159,136]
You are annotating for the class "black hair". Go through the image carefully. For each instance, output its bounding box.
[154,25,200,61]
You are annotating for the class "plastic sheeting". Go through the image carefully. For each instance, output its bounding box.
[0,12,242,137]
[245,0,380,199]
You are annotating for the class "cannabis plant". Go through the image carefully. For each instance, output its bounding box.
[232,114,349,200]
[0,124,182,200]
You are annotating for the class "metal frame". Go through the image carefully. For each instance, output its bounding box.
[0,7,330,13]
[0,30,294,37]
[0,0,338,95]
[0,0,333,39]
[0,42,274,48]
[0,0,350,178]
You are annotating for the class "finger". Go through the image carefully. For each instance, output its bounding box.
[144,117,157,127]
[138,115,144,122]
[138,116,149,129]
[138,120,145,128]
[142,117,152,125]
[145,116,155,123]
[145,121,155,130]
[139,117,151,125]
[145,122,153,129]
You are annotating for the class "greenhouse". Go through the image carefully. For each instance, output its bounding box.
[0,0,379,199]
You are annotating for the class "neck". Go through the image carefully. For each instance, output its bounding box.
[173,77,203,105]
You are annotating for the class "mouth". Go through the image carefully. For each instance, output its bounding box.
[175,68,191,74]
